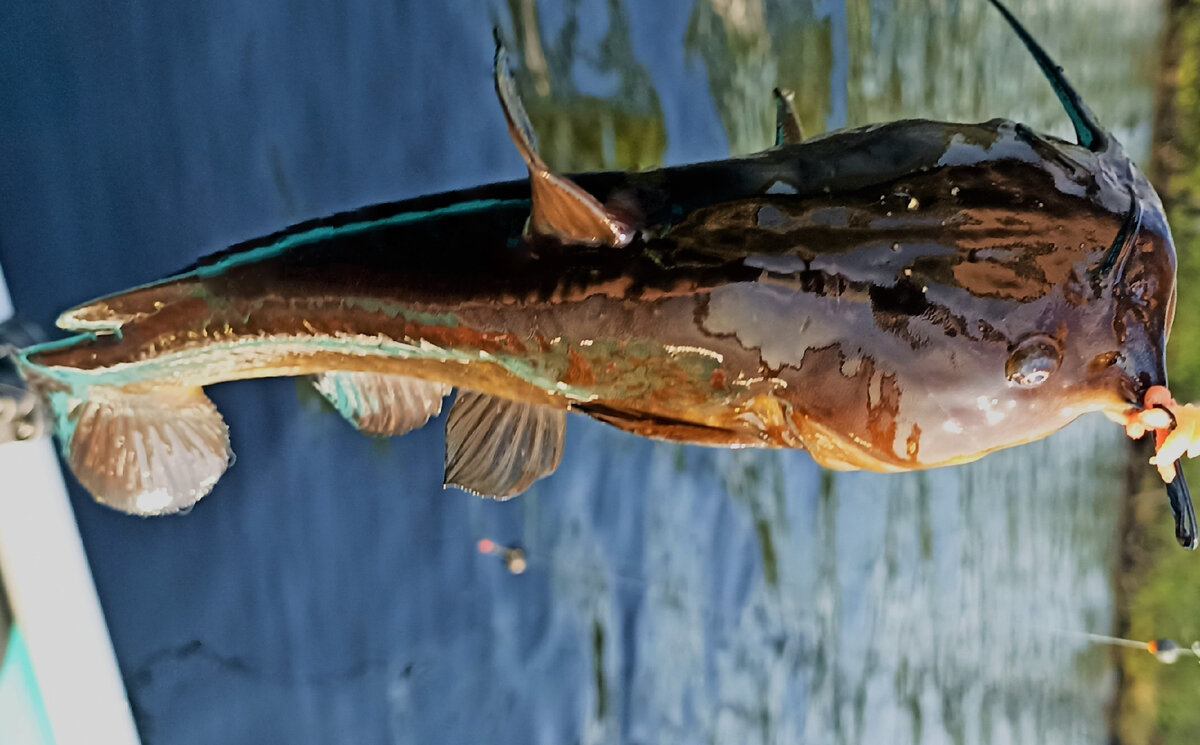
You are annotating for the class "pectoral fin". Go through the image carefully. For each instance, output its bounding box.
[311,372,451,436]
[494,34,632,247]
[444,390,565,498]
[985,0,1108,151]
[773,88,804,146]
[60,386,231,515]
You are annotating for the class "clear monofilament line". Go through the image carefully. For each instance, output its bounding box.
[1073,632,1151,650]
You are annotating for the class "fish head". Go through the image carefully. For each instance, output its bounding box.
[997,145,1180,422]
[977,0,1178,412]
[927,144,1180,461]
[715,132,1179,473]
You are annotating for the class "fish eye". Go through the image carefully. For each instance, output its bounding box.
[1006,334,1062,388]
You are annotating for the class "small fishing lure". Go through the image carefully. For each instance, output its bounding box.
[11,0,1197,548]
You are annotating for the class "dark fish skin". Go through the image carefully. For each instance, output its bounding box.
[26,116,1174,472]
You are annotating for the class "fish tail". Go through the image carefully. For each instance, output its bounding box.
[56,280,195,332]
[35,379,232,516]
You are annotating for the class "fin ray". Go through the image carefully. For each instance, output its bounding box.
[985,0,1108,151]
[62,386,231,515]
[444,390,565,498]
[312,372,450,436]
[493,34,632,247]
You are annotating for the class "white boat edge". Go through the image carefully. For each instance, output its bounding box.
[0,263,141,745]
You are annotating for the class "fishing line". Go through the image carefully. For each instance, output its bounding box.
[480,532,1200,669]
[1043,627,1200,664]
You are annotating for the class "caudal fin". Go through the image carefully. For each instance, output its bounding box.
[56,281,195,333]
[55,385,232,515]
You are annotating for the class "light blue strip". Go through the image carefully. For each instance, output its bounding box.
[0,626,56,745]
[185,197,526,280]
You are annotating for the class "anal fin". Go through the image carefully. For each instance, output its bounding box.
[444,390,565,498]
[312,372,451,436]
[494,34,632,247]
[60,386,231,515]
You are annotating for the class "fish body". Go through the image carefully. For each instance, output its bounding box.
[23,119,1164,459]
[13,1,1190,544]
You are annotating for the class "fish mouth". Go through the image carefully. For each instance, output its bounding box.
[1115,346,1197,550]
[1114,336,1167,408]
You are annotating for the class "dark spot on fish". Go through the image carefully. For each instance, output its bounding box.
[801,270,849,297]
[710,367,727,390]
[904,294,974,341]
[869,280,929,317]
[1089,350,1119,372]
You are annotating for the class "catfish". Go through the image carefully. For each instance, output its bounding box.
[14,1,1196,548]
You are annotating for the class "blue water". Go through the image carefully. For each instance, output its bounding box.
[0,1,1161,743]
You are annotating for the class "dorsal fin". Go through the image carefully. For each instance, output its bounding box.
[444,390,565,498]
[986,0,1109,152]
[493,32,633,247]
[773,88,804,146]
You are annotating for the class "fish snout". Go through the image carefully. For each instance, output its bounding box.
[1114,325,1169,407]
[1110,235,1175,406]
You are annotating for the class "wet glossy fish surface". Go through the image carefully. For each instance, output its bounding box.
[27,118,1171,471]
[13,0,1182,520]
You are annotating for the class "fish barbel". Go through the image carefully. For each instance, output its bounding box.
[13,0,1196,547]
